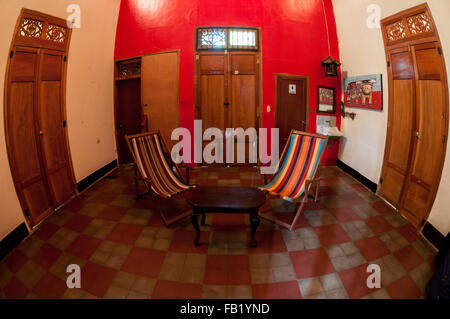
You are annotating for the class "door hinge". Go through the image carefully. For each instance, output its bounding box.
[64,56,67,62]
[63,120,67,128]
[10,51,14,58]
[380,178,384,184]
[443,135,447,144]
[387,61,390,67]
[256,58,260,64]
[421,219,426,227]
[438,47,443,55]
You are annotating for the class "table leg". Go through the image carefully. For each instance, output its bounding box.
[250,209,260,248]
[191,209,200,246]
[200,212,206,226]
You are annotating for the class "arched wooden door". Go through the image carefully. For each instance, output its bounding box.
[5,9,75,226]
[379,4,449,228]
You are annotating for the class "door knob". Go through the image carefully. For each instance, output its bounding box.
[39,130,44,136]
[414,131,421,139]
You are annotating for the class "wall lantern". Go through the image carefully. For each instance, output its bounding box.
[321,0,341,77]
[321,56,341,77]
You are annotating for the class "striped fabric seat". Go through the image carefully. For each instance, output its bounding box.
[260,134,326,201]
[130,134,194,198]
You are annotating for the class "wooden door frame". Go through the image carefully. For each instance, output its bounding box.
[379,3,449,228]
[274,74,309,132]
[3,9,75,228]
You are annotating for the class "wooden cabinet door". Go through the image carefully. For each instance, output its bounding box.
[37,49,75,207]
[6,47,53,224]
[378,47,416,207]
[142,51,180,151]
[399,42,448,227]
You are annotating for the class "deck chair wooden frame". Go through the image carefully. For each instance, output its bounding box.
[125,131,194,226]
[259,130,329,231]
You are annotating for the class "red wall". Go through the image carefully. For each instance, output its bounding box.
[115,0,342,165]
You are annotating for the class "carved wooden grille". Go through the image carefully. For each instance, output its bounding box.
[386,21,407,42]
[197,27,259,50]
[407,13,433,35]
[19,18,44,38]
[46,24,66,43]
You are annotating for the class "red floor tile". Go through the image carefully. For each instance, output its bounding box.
[397,224,420,243]
[365,216,394,235]
[250,231,287,254]
[98,205,128,222]
[330,207,361,222]
[371,200,394,214]
[4,250,28,273]
[63,197,86,213]
[152,280,202,299]
[355,237,390,261]
[386,275,422,299]
[349,183,369,193]
[252,281,302,299]
[204,255,250,285]
[106,223,143,245]
[290,248,336,279]
[32,243,62,269]
[169,230,210,254]
[32,272,67,299]
[3,277,29,299]
[338,264,374,299]
[34,222,59,241]
[121,247,166,278]
[66,234,101,260]
[195,179,218,186]
[394,245,424,272]
[313,224,352,246]
[81,262,117,298]
[91,193,119,205]
[64,214,93,233]
[341,193,367,205]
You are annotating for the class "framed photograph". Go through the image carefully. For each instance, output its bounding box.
[344,74,383,110]
[317,86,335,114]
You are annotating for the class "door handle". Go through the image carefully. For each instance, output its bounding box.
[224,102,230,107]
[414,131,421,139]
[39,130,44,136]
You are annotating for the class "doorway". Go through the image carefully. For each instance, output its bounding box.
[275,74,309,147]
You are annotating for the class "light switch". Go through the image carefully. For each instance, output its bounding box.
[267,105,271,113]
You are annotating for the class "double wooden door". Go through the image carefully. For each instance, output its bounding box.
[378,42,448,227]
[6,46,75,226]
[196,51,260,164]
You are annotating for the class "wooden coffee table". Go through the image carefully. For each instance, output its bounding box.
[185,187,266,248]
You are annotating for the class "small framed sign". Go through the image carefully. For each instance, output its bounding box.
[317,86,335,114]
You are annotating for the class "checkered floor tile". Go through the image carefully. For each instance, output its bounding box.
[0,165,437,299]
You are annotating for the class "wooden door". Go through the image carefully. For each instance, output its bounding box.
[275,75,308,148]
[115,78,142,164]
[399,43,448,227]
[142,51,180,150]
[37,49,75,207]
[229,52,259,164]
[196,51,260,164]
[6,46,54,225]
[378,47,416,207]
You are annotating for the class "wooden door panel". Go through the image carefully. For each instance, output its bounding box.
[142,52,180,150]
[39,51,75,206]
[231,75,256,129]
[22,180,53,225]
[401,183,429,227]
[8,82,42,182]
[387,80,414,170]
[11,51,37,81]
[379,166,405,205]
[411,80,445,185]
[200,75,225,130]
[231,54,256,74]
[200,55,225,74]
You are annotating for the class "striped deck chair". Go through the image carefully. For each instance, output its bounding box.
[259,130,328,230]
[125,132,195,226]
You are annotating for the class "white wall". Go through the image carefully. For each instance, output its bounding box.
[0,0,121,240]
[333,0,450,235]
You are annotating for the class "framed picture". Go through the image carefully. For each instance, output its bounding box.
[344,74,383,110]
[317,86,335,114]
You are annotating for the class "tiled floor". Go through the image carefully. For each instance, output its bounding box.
[0,165,437,299]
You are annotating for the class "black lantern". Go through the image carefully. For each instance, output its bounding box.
[321,56,341,77]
